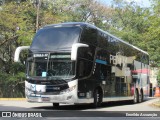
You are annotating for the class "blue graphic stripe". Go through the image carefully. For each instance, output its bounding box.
[96,59,107,65]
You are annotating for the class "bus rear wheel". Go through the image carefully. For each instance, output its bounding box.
[133,90,139,104]
[139,90,143,103]
[93,88,102,108]
[53,103,59,108]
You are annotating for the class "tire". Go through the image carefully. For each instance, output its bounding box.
[139,91,143,103]
[93,89,102,108]
[133,90,139,104]
[53,103,59,108]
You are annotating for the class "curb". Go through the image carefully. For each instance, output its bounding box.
[0,98,26,101]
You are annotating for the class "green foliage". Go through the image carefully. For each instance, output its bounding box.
[110,1,150,45]
[145,1,160,66]
[157,71,160,86]
[109,0,160,67]
[0,71,25,97]
[0,2,34,45]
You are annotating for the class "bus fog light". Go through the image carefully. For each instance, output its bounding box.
[67,95,72,100]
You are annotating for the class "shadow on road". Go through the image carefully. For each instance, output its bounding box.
[31,101,133,110]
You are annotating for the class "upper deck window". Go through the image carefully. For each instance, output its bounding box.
[80,27,97,46]
[30,26,81,51]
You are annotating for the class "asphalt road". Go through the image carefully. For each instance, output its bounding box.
[0,97,159,111]
[0,97,160,120]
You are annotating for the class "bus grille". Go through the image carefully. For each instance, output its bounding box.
[50,80,67,85]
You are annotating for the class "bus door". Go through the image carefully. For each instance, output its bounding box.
[77,46,95,98]
[95,63,116,98]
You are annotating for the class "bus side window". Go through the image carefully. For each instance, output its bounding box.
[78,47,95,61]
[94,64,107,80]
[79,61,84,77]
[100,64,107,80]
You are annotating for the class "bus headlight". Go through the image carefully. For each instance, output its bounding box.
[60,85,76,94]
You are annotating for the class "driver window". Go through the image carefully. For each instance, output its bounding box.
[78,59,92,78]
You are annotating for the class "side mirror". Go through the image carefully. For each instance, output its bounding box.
[14,46,30,62]
[71,43,88,61]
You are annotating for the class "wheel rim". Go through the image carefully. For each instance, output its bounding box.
[139,91,143,102]
[139,94,142,102]
[97,92,99,103]
[94,89,102,107]
[134,91,137,103]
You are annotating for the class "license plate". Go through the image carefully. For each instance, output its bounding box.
[42,97,50,101]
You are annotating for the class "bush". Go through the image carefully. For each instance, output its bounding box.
[0,63,26,98]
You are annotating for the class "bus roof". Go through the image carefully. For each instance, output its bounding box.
[42,22,149,55]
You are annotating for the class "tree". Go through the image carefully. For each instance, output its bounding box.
[145,0,160,67]
[109,0,150,45]
[108,0,160,67]
[0,1,35,97]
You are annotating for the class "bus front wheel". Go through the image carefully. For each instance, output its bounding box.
[133,90,139,104]
[53,103,59,108]
[139,90,143,103]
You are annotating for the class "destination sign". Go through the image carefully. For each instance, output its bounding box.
[50,55,71,59]
[33,53,48,58]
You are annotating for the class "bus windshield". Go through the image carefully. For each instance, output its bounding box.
[27,54,75,80]
[30,26,81,51]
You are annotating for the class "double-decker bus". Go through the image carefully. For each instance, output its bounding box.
[14,22,150,107]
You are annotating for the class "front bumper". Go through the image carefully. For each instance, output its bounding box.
[25,79,78,104]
